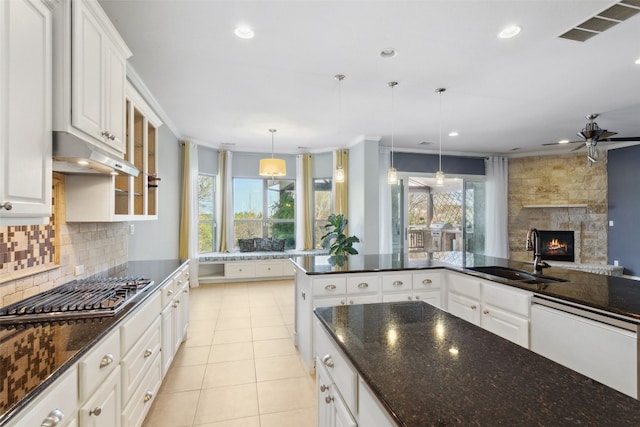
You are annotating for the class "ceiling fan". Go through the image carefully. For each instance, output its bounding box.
[543,114,640,167]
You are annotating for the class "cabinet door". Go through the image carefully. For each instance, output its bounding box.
[160,304,174,377]
[316,359,332,427]
[103,41,126,152]
[481,304,529,347]
[332,386,357,427]
[0,0,52,222]
[79,366,121,427]
[225,262,255,278]
[414,290,442,308]
[347,294,381,305]
[382,292,413,303]
[71,0,104,141]
[447,292,481,325]
[255,261,283,277]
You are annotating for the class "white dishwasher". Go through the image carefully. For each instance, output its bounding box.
[531,296,638,399]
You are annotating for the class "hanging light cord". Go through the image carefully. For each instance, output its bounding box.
[390,81,397,168]
[270,129,276,158]
[438,90,442,171]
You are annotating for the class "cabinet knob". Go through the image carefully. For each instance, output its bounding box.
[144,349,153,358]
[183,289,188,294]
[101,131,115,140]
[349,300,354,304]
[89,407,102,416]
[483,309,490,315]
[325,395,335,405]
[0,201,12,211]
[393,280,403,287]
[422,279,432,284]
[167,290,173,296]
[415,295,421,300]
[172,301,179,308]
[407,296,412,300]
[325,284,336,291]
[99,354,114,368]
[40,409,64,427]
[357,282,368,289]
[470,305,477,310]
[322,354,334,367]
[320,384,328,393]
[144,392,154,402]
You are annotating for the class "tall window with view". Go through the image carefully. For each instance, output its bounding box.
[198,174,216,253]
[313,178,332,248]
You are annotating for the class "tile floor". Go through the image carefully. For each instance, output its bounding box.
[142,279,316,427]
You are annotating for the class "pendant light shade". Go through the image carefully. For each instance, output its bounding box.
[334,74,346,183]
[388,81,399,185]
[435,88,446,186]
[259,129,286,177]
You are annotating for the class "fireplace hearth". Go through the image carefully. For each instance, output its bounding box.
[538,230,575,262]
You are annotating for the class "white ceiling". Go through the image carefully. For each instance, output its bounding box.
[99,0,640,158]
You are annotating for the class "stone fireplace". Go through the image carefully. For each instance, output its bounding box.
[538,230,575,262]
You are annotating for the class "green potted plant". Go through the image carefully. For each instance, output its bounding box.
[321,214,360,266]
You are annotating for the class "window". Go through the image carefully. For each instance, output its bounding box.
[198,174,216,253]
[233,178,295,249]
[313,178,332,248]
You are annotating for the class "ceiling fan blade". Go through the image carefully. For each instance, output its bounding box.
[570,144,585,152]
[541,140,583,146]
[597,131,618,140]
[599,136,640,142]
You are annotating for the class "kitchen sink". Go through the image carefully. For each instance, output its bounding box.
[467,266,568,284]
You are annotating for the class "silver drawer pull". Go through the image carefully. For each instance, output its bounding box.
[144,392,154,402]
[357,282,368,289]
[349,300,354,304]
[325,395,335,404]
[89,407,102,416]
[422,279,432,284]
[322,354,334,367]
[0,201,12,211]
[144,349,153,358]
[183,289,188,293]
[40,409,64,427]
[393,280,403,287]
[470,304,477,310]
[99,354,114,368]
[325,284,336,291]
[167,290,173,296]
[483,309,490,315]
[407,296,412,300]
[320,384,328,392]
[415,295,421,300]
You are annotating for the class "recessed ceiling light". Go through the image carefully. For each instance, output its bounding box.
[448,131,459,137]
[558,139,570,144]
[234,25,254,39]
[635,57,640,65]
[498,25,522,39]
[380,48,398,58]
[77,160,89,166]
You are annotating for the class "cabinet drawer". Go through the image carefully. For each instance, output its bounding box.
[314,320,357,414]
[225,262,255,278]
[121,292,161,356]
[12,366,78,427]
[122,353,162,427]
[413,271,441,290]
[381,273,412,292]
[79,329,121,401]
[483,281,531,317]
[346,274,379,295]
[121,318,161,404]
[256,261,283,277]
[160,277,176,308]
[447,273,482,299]
[312,276,347,296]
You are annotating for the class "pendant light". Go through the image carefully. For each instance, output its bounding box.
[435,88,446,186]
[259,129,287,177]
[334,74,345,183]
[388,81,399,185]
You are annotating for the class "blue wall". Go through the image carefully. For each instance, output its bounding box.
[608,145,640,276]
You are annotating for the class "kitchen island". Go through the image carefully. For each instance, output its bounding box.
[314,301,640,426]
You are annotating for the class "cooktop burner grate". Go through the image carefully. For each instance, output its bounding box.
[0,277,153,323]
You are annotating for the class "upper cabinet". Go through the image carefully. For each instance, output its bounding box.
[53,0,132,155]
[0,0,53,226]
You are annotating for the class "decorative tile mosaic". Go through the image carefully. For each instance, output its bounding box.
[0,225,55,271]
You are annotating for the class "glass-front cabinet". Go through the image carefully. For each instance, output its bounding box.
[65,83,162,222]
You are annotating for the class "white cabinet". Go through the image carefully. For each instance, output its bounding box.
[357,377,396,427]
[531,302,638,398]
[198,258,295,283]
[64,83,162,222]
[382,271,442,308]
[79,328,121,401]
[160,264,190,376]
[79,366,122,427]
[0,0,52,225]
[54,0,132,154]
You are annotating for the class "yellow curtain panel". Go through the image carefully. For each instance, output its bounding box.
[178,142,190,260]
[218,150,229,253]
[302,154,313,250]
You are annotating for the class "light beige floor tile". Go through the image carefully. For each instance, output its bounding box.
[194,417,260,427]
[285,324,295,338]
[193,384,259,424]
[213,328,253,345]
[220,296,250,308]
[216,316,252,330]
[248,296,278,307]
[160,365,206,393]
[185,329,215,347]
[189,319,218,331]
[259,407,316,427]
[142,390,199,427]
[208,341,255,363]
[202,359,256,388]
[172,345,211,367]
[249,306,282,317]
[255,354,307,382]
[190,308,220,321]
[253,338,297,359]
[218,308,252,319]
[257,377,315,414]
[252,325,290,341]
[250,314,285,327]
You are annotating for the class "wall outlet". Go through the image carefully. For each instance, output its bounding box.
[614,260,619,266]
[609,220,614,227]
[74,265,85,276]
[129,224,135,235]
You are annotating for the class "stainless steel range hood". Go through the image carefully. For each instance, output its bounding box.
[52,132,139,177]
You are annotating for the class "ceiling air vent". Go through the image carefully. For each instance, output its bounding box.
[559,1,640,42]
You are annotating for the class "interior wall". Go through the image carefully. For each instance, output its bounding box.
[348,138,380,254]
[608,145,640,276]
[508,153,608,265]
[128,125,181,261]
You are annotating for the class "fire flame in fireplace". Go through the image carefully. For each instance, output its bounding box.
[545,238,568,254]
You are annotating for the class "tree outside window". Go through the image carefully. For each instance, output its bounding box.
[198,174,216,253]
[313,178,332,248]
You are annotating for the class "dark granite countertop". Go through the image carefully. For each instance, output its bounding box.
[291,252,640,323]
[315,302,640,426]
[0,259,187,426]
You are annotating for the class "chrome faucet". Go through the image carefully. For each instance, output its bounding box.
[526,228,550,274]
